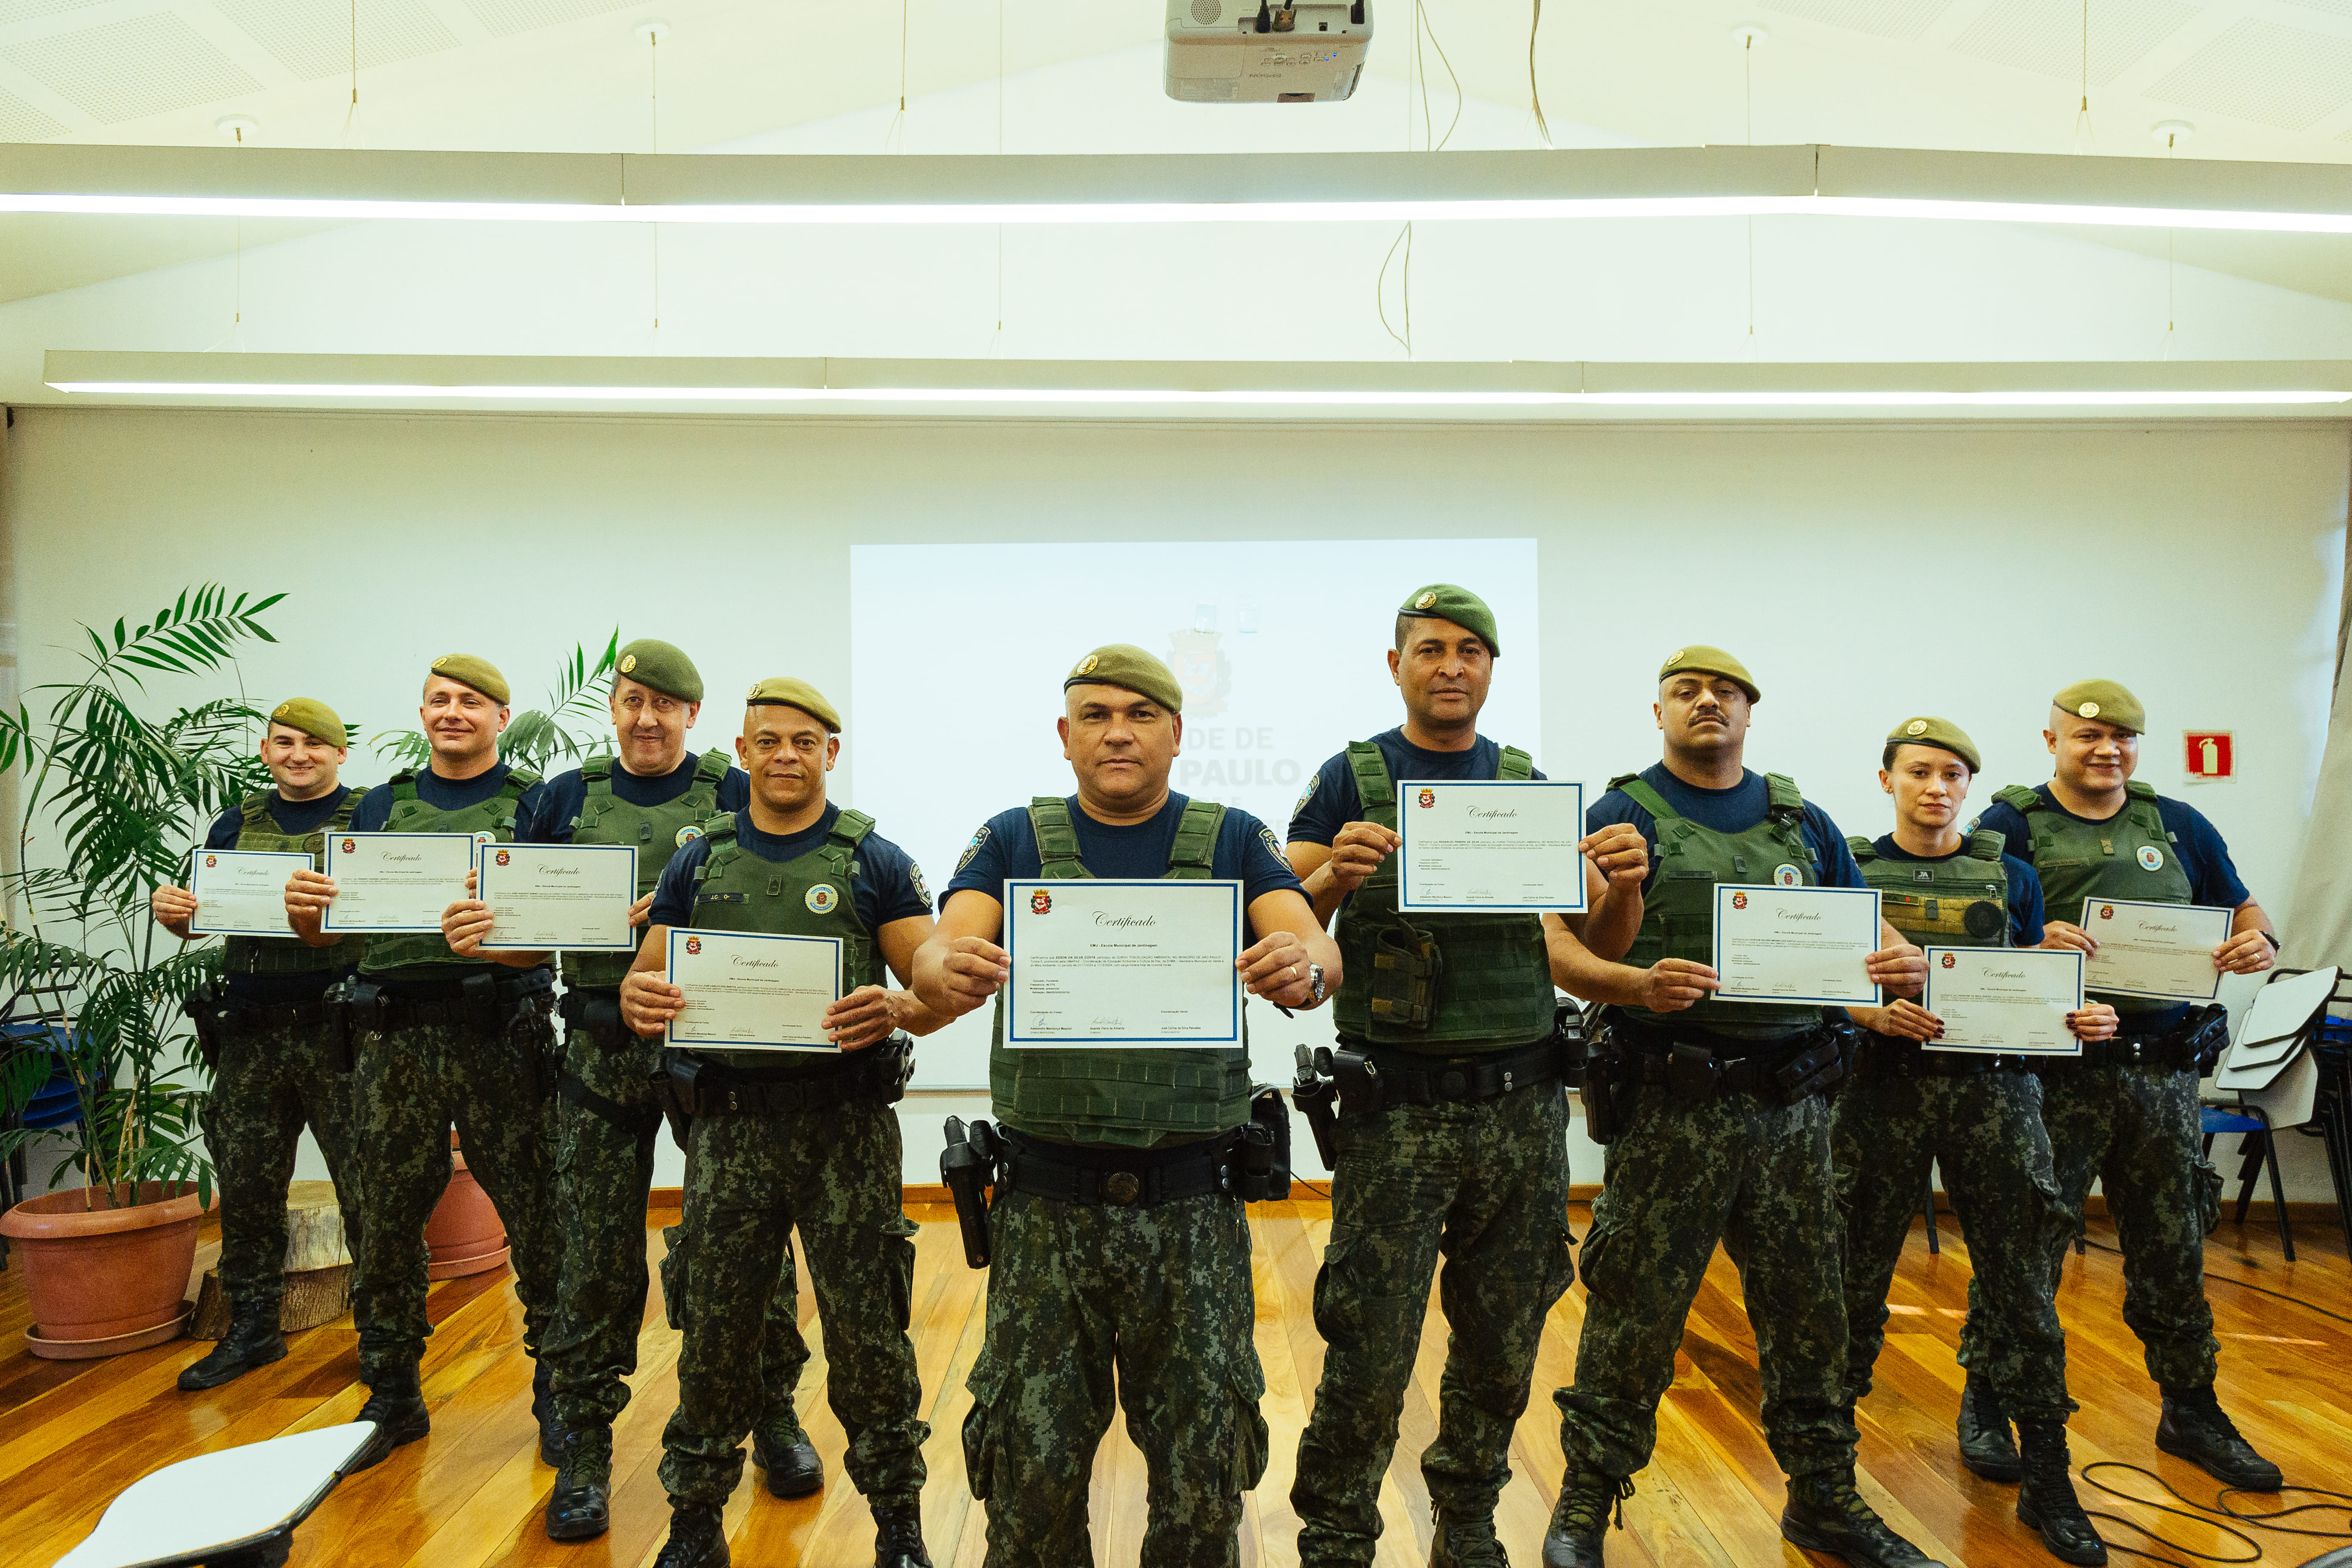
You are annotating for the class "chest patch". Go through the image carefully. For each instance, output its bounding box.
[805,883,839,915]
[1773,863,1802,887]
[2137,845,2165,872]
[677,823,704,848]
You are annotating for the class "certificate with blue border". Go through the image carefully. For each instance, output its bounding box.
[477,840,638,952]
[187,848,310,938]
[665,928,843,1053]
[320,832,475,935]
[1004,878,1244,1047]
[1923,946,2084,1057]
[1396,779,1589,914]
[1712,883,1883,1006]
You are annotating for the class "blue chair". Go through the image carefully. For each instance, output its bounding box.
[2199,1102,2293,1260]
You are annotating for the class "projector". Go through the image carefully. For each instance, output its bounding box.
[1166,0,1372,103]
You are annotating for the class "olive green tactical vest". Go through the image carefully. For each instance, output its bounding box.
[1617,771,1826,1039]
[564,749,731,990]
[224,790,364,977]
[687,808,885,1072]
[1994,781,2192,1014]
[1849,830,2011,950]
[359,766,540,980]
[1331,742,1556,1052]
[988,796,1254,1148]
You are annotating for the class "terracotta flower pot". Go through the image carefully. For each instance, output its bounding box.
[0,1181,206,1355]
[423,1145,509,1280]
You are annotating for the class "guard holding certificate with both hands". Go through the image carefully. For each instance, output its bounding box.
[1833,716,2113,1567]
[1284,585,1647,1568]
[153,697,365,1393]
[1957,680,2284,1494]
[1546,646,1940,1568]
[911,643,1338,1568]
[617,676,947,1568]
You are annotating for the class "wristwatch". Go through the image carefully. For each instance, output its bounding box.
[1306,962,1327,1005]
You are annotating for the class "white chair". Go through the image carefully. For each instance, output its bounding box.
[2203,967,2342,1261]
[50,1421,375,1568]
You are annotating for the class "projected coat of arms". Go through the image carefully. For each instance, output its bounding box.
[1166,628,1233,720]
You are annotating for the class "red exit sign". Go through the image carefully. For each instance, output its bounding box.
[2185,731,2233,778]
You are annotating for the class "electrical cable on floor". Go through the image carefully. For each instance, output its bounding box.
[1292,1179,1332,1200]
[2076,1462,2351,1568]
[2078,1234,2352,1327]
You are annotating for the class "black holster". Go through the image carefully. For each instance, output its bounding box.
[1290,1045,1339,1170]
[649,1064,693,1152]
[1327,1045,1386,1120]
[1579,1015,1626,1145]
[941,1116,1000,1269]
[1772,1027,1850,1105]
[1222,1085,1291,1202]
[182,979,231,1072]
[558,989,628,1050]
[322,978,383,1072]
[2179,1003,2231,1074]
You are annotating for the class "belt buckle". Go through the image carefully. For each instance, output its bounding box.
[1103,1170,1141,1206]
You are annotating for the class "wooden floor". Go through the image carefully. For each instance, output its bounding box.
[3,1200,2347,1568]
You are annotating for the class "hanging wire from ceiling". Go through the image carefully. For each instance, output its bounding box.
[2162,123,2179,359]
[340,0,361,148]
[2072,0,2093,152]
[1528,0,1550,147]
[991,0,1004,356]
[647,23,661,334]
[884,0,909,152]
[1377,0,1461,357]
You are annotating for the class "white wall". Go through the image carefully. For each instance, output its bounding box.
[6,407,2345,1195]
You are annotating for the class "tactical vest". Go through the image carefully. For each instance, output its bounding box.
[1330,741,1556,1052]
[687,808,885,1073]
[1995,781,2192,1014]
[1849,830,2011,950]
[989,796,1254,1147]
[223,789,364,977]
[1618,771,1826,1038]
[564,748,731,989]
[360,766,540,978]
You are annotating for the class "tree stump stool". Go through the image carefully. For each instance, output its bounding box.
[189,1180,351,1338]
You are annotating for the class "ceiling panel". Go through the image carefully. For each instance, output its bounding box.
[2146,18,2352,131]
[0,0,104,26]
[1949,0,2199,86]
[1759,0,1957,42]
[461,0,636,40]
[0,12,262,123]
[0,82,65,138]
[214,0,461,81]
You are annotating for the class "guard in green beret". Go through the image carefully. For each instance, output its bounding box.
[913,643,1340,1567]
[1832,717,2114,1565]
[621,676,947,1568]
[1957,681,2285,1494]
[154,698,367,1391]
[531,641,816,1541]
[285,654,567,1471]
[1284,585,1653,1567]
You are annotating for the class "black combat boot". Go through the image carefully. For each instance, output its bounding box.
[750,1409,824,1499]
[1782,1468,1948,1568]
[544,1422,612,1542]
[654,1505,730,1568]
[871,1500,931,1568]
[2156,1384,2283,1491]
[177,1313,288,1391]
[1429,1506,1508,1566]
[2015,1421,2106,1565]
[1957,1374,2023,1483]
[1543,1469,1632,1568]
[347,1364,431,1471]
[529,1357,569,1466]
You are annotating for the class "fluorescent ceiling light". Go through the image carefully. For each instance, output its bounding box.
[40,353,2352,412]
[7,144,2352,234]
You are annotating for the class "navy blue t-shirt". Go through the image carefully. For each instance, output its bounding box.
[534,754,750,841]
[1975,786,2251,916]
[1287,728,1546,847]
[648,803,932,938]
[348,763,560,843]
[1586,763,1867,894]
[1868,834,2047,947]
[202,784,355,851]
[944,794,1302,913]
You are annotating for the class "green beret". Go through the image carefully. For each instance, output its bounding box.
[745,676,841,733]
[2052,678,2144,735]
[266,697,346,749]
[1884,714,1981,773]
[616,638,702,703]
[1397,583,1500,655]
[1657,644,1761,704]
[426,652,510,705]
[1064,644,1185,714]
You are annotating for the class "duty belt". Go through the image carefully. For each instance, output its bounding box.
[997,1126,1237,1209]
[1352,1035,1571,1107]
[222,995,332,1031]
[1858,1036,2028,1078]
[660,1035,912,1117]
[368,968,554,1029]
[557,986,628,1046]
[2053,1004,2228,1074]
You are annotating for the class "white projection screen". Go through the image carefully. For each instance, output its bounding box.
[850,538,1543,1089]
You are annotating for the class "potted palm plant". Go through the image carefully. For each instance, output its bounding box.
[0,586,285,1357]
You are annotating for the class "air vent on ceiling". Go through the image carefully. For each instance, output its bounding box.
[1949,0,2195,86]
[0,83,65,139]
[462,0,637,38]
[0,13,261,124]
[216,0,459,81]
[1191,0,1222,22]
[1760,0,1955,43]
[2147,17,2352,131]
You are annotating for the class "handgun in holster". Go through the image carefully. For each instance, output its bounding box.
[181,978,231,1071]
[1552,1001,1586,1088]
[1223,1085,1291,1202]
[1576,1008,1626,1145]
[323,978,383,1072]
[1772,1028,1848,1106]
[2177,1003,2232,1074]
[1367,919,1442,1032]
[941,1116,1000,1270]
[1291,1044,1339,1171]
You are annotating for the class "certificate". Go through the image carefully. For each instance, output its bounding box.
[1923,947,2084,1057]
[1397,780,1588,913]
[320,832,475,934]
[477,841,637,952]
[665,928,842,1053]
[187,849,309,938]
[1004,878,1243,1047]
[1712,884,1883,1006]
[2080,898,2231,1002]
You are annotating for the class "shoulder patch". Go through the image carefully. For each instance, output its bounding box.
[1259,823,1287,867]
[1292,773,1317,818]
[909,862,931,906]
[956,825,991,873]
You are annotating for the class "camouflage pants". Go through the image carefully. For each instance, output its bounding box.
[1963,1061,2221,1391]
[348,1005,560,1383]
[540,1015,809,1434]
[962,1186,1268,1568]
[659,1098,928,1510]
[1556,1084,1856,1481]
[1830,1063,2075,1424]
[1291,1082,1574,1565]
[200,1014,364,1323]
